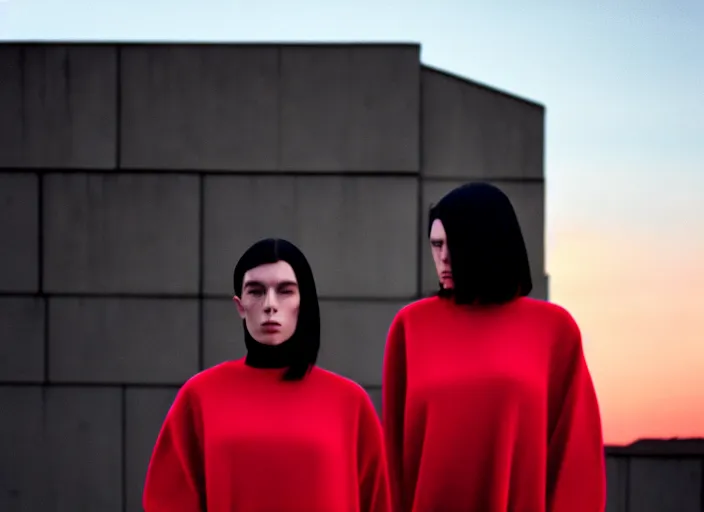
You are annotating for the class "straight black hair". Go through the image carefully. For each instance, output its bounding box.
[233,238,320,380]
[428,182,533,305]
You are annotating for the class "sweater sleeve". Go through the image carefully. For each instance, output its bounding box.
[546,314,606,512]
[382,313,407,512]
[357,392,393,512]
[143,384,206,512]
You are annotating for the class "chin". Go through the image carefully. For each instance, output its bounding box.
[256,334,287,346]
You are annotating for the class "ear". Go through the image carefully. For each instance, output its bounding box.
[232,295,246,318]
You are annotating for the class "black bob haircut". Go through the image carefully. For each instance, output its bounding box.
[428,182,533,305]
[233,238,320,381]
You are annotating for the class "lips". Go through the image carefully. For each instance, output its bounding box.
[261,321,281,333]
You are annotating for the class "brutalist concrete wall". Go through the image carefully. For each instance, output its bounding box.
[605,453,703,512]
[0,42,544,511]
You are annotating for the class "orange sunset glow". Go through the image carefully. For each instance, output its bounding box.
[548,227,704,445]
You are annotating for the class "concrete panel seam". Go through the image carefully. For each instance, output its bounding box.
[7,42,421,50]
[0,380,49,386]
[40,172,49,383]
[43,294,49,383]
[540,109,546,178]
[0,382,51,389]
[0,168,423,177]
[0,383,187,393]
[423,176,545,184]
[35,292,201,300]
[700,458,704,512]
[415,175,423,298]
[0,292,46,298]
[625,456,631,512]
[276,47,282,171]
[1,291,420,302]
[116,45,122,170]
[121,385,127,512]
[37,172,43,292]
[416,67,424,298]
[198,175,205,371]
[0,381,189,389]
[257,42,421,50]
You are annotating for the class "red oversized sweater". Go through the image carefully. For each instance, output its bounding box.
[143,359,391,512]
[382,295,606,512]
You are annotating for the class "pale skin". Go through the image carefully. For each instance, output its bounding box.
[233,260,301,346]
[429,218,454,289]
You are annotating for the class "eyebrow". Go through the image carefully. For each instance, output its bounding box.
[243,280,298,289]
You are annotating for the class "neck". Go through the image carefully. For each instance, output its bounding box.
[244,330,297,369]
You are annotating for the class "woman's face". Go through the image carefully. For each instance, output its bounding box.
[429,218,454,289]
[233,260,300,345]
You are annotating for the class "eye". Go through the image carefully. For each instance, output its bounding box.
[247,289,264,296]
[431,240,443,248]
[279,288,295,295]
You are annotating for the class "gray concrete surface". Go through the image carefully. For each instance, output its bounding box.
[278,45,420,172]
[1,386,123,511]
[0,45,117,169]
[43,173,200,294]
[48,297,200,384]
[120,45,280,171]
[421,67,544,180]
[0,173,39,292]
[629,458,702,512]
[0,297,44,382]
[125,387,179,512]
[0,41,556,511]
[203,175,419,298]
[605,454,704,512]
[607,457,629,512]
[119,44,419,172]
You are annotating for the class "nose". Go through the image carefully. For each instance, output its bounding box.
[263,288,278,312]
[440,245,450,263]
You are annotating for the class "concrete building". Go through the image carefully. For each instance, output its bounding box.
[0,42,546,511]
[606,440,704,512]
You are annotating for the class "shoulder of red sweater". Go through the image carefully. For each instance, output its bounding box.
[396,295,578,329]
[309,366,369,400]
[521,297,579,329]
[393,295,440,320]
[179,359,243,393]
[520,299,583,354]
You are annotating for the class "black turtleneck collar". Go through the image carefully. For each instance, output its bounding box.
[244,329,298,369]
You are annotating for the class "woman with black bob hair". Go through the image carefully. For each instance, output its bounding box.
[144,238,392,512]
[429,181,533,304]
[232,236,320,381]
[382,183,606,512]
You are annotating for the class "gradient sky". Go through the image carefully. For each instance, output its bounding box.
[2,0,703,445]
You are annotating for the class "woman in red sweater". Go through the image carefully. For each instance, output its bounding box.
[382,183,606,512]
[143,238,391,512]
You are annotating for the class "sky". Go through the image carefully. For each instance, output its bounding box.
[2,0,703,445]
